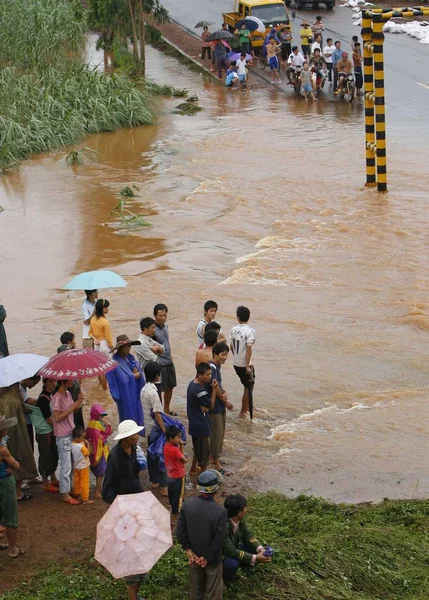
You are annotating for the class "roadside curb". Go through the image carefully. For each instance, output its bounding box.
[159,34,220,81]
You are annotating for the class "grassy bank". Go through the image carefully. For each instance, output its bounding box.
[4,493,429,599]
[0,0,157,172]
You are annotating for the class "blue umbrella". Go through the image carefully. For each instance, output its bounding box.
[236,18,260,32]
[64,270,127,290]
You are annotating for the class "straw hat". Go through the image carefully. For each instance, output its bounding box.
[111,334,141,353]
[0,415,18,430]
[114,420,144,440]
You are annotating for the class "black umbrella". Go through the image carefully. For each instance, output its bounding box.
[248,367,255,421]
[195,20,214,28]
[207,30,233,42]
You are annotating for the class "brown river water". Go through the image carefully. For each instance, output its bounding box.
[1,39,429,503]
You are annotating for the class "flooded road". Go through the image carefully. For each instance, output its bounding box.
[1,44,429,503]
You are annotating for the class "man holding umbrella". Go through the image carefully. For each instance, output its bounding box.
[239,23,251,55]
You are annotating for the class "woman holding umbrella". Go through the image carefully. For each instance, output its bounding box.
[106,335,145,428]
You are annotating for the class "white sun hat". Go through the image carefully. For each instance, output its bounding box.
[114,420,144,441]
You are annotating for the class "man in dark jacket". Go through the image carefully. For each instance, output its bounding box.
[176,470,227,599]
[222,494,271,583]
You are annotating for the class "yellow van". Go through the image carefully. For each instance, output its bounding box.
[223,0,291,50]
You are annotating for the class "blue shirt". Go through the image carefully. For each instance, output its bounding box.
[331,48,343,66]
[226,72,237,86]
[187,381,211,438]
[154,323,172,366]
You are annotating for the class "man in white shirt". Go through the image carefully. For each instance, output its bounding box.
[286,46,305,84]
[140,362,167,495]
[311,34,322,54]
[323,37,335,84]
[82,289,97,348]
[229,305,256,419]
[236,53,248,87]
[135,317,164,371]
[197,300,219,344]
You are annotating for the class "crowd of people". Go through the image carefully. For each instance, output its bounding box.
[0,297,268,599]
[200,19,364,99]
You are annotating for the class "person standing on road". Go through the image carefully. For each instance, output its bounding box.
[154,304,178,416]
[176,469,227,600]
[311,16,325,45]
[311,34,322,54]
[266,37,281,84]
[353,42,363,95]
[300,22,312,60]
[214,40,228,80]
[201,26,211,61]
[278,26,292,68]
[239,24,251,55]
[331,40,343,92]
[323,38,335,84]
[229,306,256,419]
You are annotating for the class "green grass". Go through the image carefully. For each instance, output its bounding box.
[4,494,429,600]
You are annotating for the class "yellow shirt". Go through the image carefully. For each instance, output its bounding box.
[88,316,113,347]
[300,27,312,45]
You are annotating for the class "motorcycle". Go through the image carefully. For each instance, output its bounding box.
[290,65,302,95]
[310,66,326,92]
[339,73,355,102]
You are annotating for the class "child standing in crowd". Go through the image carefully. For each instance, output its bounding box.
[86,404,112,499]
[71,426,94,504]
[164,425,187,521]
[0,415,24,558]
[197,300,219,344]
[266,37,281,84]
[300,62,319,102]
[236,52,248,88]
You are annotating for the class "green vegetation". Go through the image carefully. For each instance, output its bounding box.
[173,101,203,116]
[105,186,152,228]
[64,147,99,166]
[89,0,169,76]
[0,0,158,172]
[5,494,429,599]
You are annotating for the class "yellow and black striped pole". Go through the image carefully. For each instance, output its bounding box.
[372,15,387,192]
[361,14,376,187]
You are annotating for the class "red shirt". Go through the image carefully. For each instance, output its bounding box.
[164,442,185,478]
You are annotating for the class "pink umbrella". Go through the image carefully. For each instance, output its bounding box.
[95,491,173,578]
[38,348,116,380]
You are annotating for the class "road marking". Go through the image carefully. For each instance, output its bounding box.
[417,82,429,90]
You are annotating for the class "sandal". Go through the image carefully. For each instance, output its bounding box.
[17,492,33,501]
[8,547,25,558]
[42,484,59,493]
[218,468,233,476]
[62,497,81,505]
[168,411,178,416]
[0,543,9,550]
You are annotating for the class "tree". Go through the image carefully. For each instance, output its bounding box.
[89,0,169,76]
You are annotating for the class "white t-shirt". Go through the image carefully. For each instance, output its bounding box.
[311,41,321,53]
[141,382,163,434]
[323,45,334,63]
[229,324,256,368]
[236,58,247,75]
[71,441,90,470]
[82,299,95,339]
[288,52,305,68]
[197,319,208,344]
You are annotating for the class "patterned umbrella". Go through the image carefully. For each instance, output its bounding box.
[38,348,116,380]
[246,16,266,33]
[95,491,173,578]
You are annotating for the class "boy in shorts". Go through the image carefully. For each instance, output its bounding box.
[236,53,248,88]
[164,425,187,521]
[229,306,256,418]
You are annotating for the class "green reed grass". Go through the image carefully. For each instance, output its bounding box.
[4,493,429,600]
[0,66,156,172]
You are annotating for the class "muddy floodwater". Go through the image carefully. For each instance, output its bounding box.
[2,44,429,503]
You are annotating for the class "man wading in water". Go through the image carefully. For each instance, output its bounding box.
[229,306,256,418]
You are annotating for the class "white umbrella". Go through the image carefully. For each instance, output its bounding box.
[246,16,266,33]
[0,353,49,387]
[95,491,173,579]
